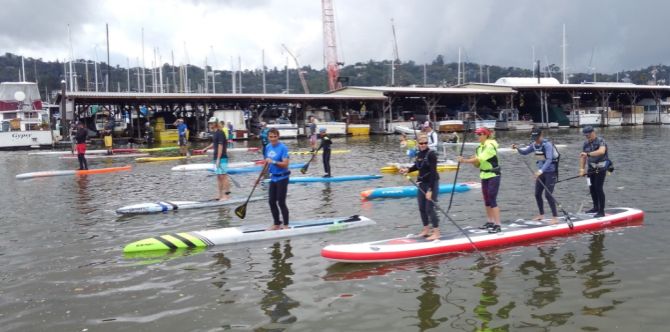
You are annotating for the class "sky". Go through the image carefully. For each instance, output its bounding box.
[1,0,668,74]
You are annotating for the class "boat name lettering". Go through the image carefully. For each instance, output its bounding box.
[11,133,33,139]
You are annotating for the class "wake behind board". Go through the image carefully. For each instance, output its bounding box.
[321,207,644,263]
[123,215,375,253]
[116,196,264,214]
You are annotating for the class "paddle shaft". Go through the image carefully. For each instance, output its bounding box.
[405,176,486,260]
[236,162,270,217]
[556,171,594,184]
[411,118,418,140]
[301,145,323,173]
[519,158,574,229]
[446,126,468,213]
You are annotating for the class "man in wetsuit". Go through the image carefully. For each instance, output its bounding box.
[400,134,441,240]
[513,128,560,224]
[318,127,332,177]
[579,126,611,218]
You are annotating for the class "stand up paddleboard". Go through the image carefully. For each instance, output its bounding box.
[123,215,375,253]
[16,165,132,179]
[218,162,306,175]
[136,155,208,162]
[60,153,149,160]
[192,147,260,155]
[380,162,458,174]
[264,174,383,184]
[289,149,351,156]
[321,208,644,263]
[361,182,479,199]
[171,160,264,171]
[116,196,264,214]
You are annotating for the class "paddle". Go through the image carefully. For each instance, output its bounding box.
[519,158,574,229]
[300,145,323,174]
[234,162,270,219]
[228,175,241,188]
[556,171,595,184]
[410,117,418,140]
[446,126,468,213]
[405,176,485,260]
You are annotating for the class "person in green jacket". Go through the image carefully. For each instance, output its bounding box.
[458,127,502,233]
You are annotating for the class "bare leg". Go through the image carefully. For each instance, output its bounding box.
[219,175,230,201]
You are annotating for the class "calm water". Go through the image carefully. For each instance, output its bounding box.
[1,127,669,332]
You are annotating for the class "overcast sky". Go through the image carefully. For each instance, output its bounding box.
[1,0,668,74]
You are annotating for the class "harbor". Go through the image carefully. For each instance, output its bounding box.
[1,127,667,331]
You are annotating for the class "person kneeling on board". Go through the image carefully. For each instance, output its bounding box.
[458,127,502,233]
[202,117,230,201]
[579,126,611,218]
[512,128,560,224]
[400,134,441,240]
[265,128,291,230]
[319,127,332,177]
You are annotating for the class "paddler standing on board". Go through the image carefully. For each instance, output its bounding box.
[458,127,502,233]
[400,134,441,240]
[74,121,88,170]
[264,128,291,230]
[512,128,560,224]
[580,125,611,218]
[318,127,332,178]
[175,118,189,156]
[202,117,230,201]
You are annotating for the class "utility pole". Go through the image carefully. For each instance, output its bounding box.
[562,24,568,84]
[136,57,141,92]
[94,45,99,92]
[141,27,146,92]
[238,56,242,93]
[84,60,89,91]
[231,56,236,93]
[171,50,176,93]
[67,24,74,91]
[262,49,267,94]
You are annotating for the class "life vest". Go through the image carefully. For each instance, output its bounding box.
[476,140,500,177]
[533,139,560,164]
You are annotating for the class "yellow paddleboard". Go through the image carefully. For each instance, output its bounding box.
[380,164,458,174]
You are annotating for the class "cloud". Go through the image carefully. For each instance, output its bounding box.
[2,0,669,74]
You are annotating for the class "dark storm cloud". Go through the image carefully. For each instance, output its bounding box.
[0,0,99,51]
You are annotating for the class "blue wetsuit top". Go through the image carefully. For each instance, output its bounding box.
[517,139,557,173]
[264,142,290,182]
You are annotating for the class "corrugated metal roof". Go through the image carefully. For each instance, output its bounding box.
[331,86,516,95]
[61,91,387,101]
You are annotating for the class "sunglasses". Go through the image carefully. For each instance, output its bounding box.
[418,142,428,145]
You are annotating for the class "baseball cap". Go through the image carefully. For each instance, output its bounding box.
[208,117,218,124]
[530,128,542,139]
[581,125,594,134]
[319,127,326,133]
[474,127,491,136]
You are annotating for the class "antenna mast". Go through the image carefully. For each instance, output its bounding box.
[322,0,341,91]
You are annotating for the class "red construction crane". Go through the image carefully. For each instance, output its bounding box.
[322,0,341,91]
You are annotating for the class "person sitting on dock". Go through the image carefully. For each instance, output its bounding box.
[318,127,332,177]
[202,117,230,201]
[579,126,611,218]
[458,127,502,233]
[399,134,441,240]
[74,121,88,170]
[512,128,560,224]
[175,118,188,156]
[265,128,291,230]
[422,121,439,152]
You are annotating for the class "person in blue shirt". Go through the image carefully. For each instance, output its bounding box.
[264,128,290,230]
[259,122,270,156]
[579,126,611,218]
[175,118,189,156]
[226,121,234,148]
[202,117,230,201]
[513,128,560,224]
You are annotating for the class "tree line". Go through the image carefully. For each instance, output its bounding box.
[1,52,667,100]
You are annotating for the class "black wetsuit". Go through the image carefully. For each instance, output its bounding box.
[320,133,332,176]
[408,149,440,228]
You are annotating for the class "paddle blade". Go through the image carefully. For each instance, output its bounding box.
[234,204,247,219]
[300,164,309,174]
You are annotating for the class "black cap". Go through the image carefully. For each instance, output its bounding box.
[582,125,594,134]
[530,128,542,139]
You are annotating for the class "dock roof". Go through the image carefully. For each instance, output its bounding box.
[328,85,516,97]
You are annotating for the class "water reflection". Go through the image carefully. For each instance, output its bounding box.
[471,254,514,332]
[256,241,299,331]
[415,265,447,331]
[518,246,572,327]
[578,233,622,316]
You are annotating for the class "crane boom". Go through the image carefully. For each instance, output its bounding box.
[322,0,341,91]
[281,44,310,94]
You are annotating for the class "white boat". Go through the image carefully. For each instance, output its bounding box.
[604,109,623,126]
[495,109,534,131]
[566,109,602,127]
[0,82,55,149]
[437,119,464,132]
[638,98,670,124]
[266,123,299,138]
[318,122,347,136]
[393,125,421,135]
